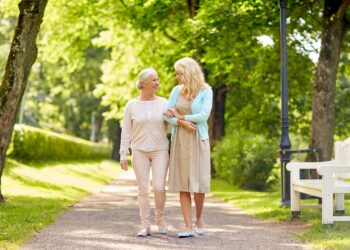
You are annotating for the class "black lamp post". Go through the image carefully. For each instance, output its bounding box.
[279,0,291,207]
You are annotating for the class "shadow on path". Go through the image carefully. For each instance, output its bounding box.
[22,171,309,250]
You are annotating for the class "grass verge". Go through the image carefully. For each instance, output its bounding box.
[211,179,350,250]
[0,159,121,250]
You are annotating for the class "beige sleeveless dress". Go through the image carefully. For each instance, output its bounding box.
[168,95,211,193]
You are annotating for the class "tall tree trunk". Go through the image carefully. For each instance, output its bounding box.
[108,119,121,161]
[90,112,97,142]
[209,84,227,142]
[94,111,104,142]
[187,0,199,18]
[209,84,227,176]
[90,111,104,142]
[307,0,350,162]
[0,0,48,202]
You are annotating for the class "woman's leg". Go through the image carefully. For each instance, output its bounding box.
[150,150,169,228]
[180,191,192,230]
[194,193,205,228]
[132,150,151,229]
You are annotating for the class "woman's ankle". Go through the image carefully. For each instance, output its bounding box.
[157,222,167,228]
[195,219,204,228]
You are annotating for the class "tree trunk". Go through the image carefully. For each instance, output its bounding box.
[0,0,48,202]
[209,84,227,176]
[209,84,227,142]
[95,111,104,142]
[90,111,104,142]
[307,0,350,162]
[108,119,121,161]
[186,0,199,18]
[90,113,97,142]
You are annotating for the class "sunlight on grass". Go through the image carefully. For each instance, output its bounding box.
[0,159,121,250]
[211,179,350,250]
[211,180,291,221]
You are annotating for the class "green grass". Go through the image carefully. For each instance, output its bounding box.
[211,179,350,250]
[0,158,121,250]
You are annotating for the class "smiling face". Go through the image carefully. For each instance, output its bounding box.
[142,73,160,94]
[175,71,183,83]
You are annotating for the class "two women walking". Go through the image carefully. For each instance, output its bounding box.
[119,57,213,238]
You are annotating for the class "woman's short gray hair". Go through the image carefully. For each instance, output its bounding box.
[136,68,157,89]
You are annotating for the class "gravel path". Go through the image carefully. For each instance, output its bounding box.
[22,171,310,250]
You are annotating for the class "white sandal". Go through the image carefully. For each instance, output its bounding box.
[158,226,168,234]
[195,227,205,235]
[137,228,150,237]
[178,231,195,238]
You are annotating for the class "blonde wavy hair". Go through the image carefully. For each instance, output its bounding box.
[174,57,208,99]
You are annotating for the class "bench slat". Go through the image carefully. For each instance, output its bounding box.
[294,184,322,198]
[333,216,350,222]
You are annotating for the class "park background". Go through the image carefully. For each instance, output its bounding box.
[1,0,350,249]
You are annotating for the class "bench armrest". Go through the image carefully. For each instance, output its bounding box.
[286,161,335,172]
[317,165,350,176]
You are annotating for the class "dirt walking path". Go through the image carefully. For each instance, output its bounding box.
[22,171,310,250]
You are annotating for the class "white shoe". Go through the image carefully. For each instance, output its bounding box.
[195,227,205,235]
[137,228,150,237]
[158,227,168,234]
[178,231,195,238]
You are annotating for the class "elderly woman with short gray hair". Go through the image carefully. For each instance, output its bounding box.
[119,68,169,237]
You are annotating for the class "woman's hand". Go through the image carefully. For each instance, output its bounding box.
[184,121,197,133]
[163,109,174,118]
[120,160,128,171]
[167,108,184,120]
[178,119,196,133]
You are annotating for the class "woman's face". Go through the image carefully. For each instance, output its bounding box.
[175,71,183,83]
[142,73,159,94]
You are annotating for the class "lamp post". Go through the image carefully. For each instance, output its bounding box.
[279,0,291,207]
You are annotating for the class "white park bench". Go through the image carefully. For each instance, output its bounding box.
[286,138,350,225]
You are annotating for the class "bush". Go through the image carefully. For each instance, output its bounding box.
[212,130,278,190]
[7,124,110,161]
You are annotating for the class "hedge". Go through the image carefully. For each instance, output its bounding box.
[212,130,278,191]
[7,124,110,161]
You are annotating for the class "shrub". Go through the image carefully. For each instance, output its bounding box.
[8,124,110,161]
[212,130,278,190]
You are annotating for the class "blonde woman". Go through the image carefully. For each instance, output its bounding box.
[119,68,169,237]
[164,57,213,238]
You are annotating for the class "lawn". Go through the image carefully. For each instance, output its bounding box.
[0,159,121,250]
[211,179,350,250]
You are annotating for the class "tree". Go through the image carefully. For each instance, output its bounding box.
[308,0,350,161]
[0,0,48,201]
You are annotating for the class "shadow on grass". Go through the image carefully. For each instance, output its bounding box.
[5,157,113,170]
[68,168,110,184]
[211,179,290,220]
[0,195,72,244]
[5,170,88,195]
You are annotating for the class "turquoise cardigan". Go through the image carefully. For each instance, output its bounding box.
[163,85,213,140]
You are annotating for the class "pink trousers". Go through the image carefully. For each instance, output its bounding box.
[132,150,169,228]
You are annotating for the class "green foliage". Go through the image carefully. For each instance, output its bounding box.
[8,125,110,162]
[212,131,278,190]
[335,66,350,139]
[0,0,20,18]
[0,159,120,250]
